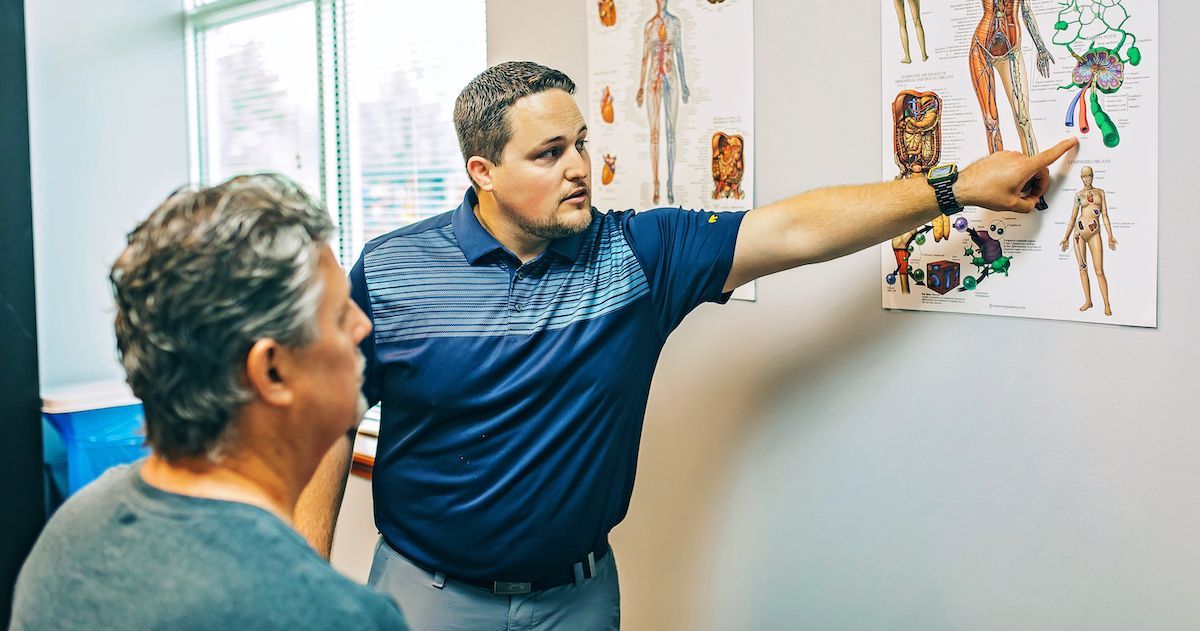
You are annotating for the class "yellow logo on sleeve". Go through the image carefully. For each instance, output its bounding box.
[707,214,718,224]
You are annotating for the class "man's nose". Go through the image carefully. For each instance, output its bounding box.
[566,146,589,181]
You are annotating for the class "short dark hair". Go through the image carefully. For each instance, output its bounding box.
[453,61,576,183]
[110,174,333,462]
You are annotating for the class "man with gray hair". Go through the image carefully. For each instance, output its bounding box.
[10,174,408,629]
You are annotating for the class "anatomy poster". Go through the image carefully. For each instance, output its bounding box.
[587,0,756,300]
[880,0,1158,327]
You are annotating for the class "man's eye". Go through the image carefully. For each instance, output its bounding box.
[540,148,562,159]
[577,139,588,151]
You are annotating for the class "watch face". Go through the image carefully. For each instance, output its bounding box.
[929,164,955,180]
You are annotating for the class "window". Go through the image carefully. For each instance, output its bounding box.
[186,0,486,264]
[197,4,321,194]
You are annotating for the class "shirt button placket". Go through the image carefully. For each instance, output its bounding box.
[500,260,517,331]
[509,263,522,315]
[512,265,529,313]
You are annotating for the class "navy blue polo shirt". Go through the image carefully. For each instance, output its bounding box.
[349,188,744,584]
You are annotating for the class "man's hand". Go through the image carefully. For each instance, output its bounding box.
[956,138,1078,214]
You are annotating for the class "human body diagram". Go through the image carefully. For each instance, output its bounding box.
[1060,166,1116,315]
[893,0,928,64]
[880,0,1155,326]
[637,0,689,205]
[969,0,1054,209]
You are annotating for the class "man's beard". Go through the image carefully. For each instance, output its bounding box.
[353,393,369,424]
[351,352,370,430]
[345,392,370,435]
[495,188,593,239]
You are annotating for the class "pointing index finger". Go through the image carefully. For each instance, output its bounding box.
[1034,137,1079,169]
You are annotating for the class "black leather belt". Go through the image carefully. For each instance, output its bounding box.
[430,542,610,595]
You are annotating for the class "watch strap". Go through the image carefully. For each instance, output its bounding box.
[932,179,962,216]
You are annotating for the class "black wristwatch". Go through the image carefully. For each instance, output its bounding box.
[927,163,963,216]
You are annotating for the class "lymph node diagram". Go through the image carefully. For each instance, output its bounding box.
[887,217,1016,295]
[1053,0,1144,148]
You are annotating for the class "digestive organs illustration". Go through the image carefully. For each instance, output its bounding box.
[601,86,615,124]
[892,90,941,180]
[1053,0,1142,148]
[711,132,745,200]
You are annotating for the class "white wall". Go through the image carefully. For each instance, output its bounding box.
[25,0,189,390]
[489,2,1199,630]
[487,0,591,110]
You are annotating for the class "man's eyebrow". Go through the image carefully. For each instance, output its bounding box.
[535,125,588,148]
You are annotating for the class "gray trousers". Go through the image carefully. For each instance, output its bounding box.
[369,538,621,631]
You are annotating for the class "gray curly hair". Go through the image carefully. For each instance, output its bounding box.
[110,173,334,462]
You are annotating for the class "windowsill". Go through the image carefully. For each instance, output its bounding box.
[351,441,375,480]
[351,407,379,480]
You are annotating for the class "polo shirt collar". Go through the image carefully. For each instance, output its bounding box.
[451,188,504,264]
[451,188,589,265]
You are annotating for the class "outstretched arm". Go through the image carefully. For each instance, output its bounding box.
[723,139,1078,292]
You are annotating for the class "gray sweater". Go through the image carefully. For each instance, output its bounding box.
[10,461,407,630]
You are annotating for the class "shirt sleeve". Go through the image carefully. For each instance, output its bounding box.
[624,207,747,336]
[349,253,382,408]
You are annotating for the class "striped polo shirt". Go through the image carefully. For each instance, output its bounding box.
[350,188,745,584]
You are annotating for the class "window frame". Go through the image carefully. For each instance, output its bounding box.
[184,0,480,267]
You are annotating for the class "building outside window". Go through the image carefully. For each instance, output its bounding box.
[186,0,487,264]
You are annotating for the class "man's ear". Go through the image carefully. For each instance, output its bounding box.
[245,339,293,407]
[466,156,497,192]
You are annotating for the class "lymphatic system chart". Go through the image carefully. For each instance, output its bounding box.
[880,0,1157,327]
[1053,0,1143,148]
[588,0,755,299]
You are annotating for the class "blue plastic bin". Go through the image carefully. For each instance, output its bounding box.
[42,381,150,496]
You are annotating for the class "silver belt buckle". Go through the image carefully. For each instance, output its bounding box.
[493,581,532,595]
